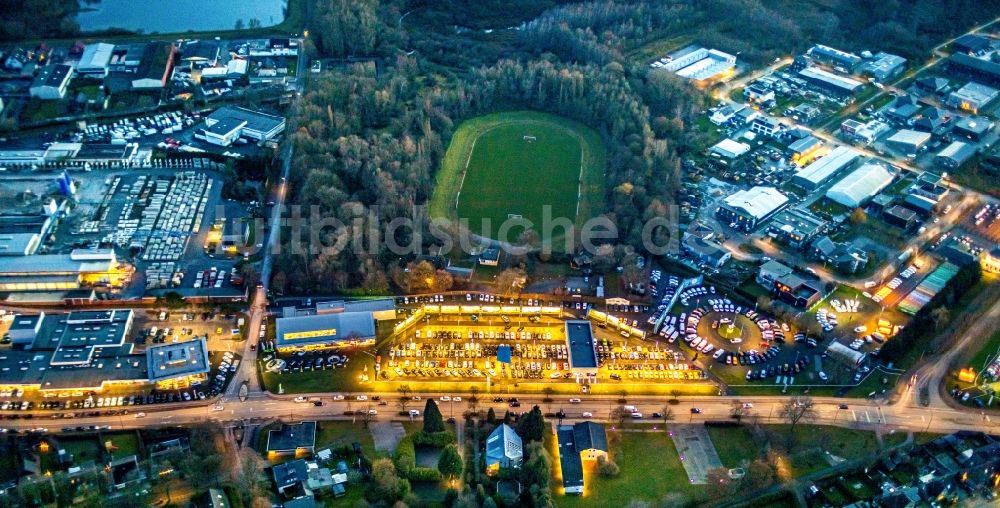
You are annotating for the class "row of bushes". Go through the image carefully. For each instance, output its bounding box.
[394,430,454,480]
[411,430,455,447]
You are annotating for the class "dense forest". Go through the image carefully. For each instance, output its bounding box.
[0,0,979,294]
[274,0,1000,294]
[0,0,79,41]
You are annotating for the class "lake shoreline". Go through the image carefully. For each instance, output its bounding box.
[75,0,288,34]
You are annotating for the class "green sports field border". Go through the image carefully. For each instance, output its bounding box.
[428,110,607,240]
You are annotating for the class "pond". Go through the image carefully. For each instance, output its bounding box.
[76,0,287,34]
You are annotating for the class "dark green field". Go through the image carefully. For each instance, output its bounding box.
[430,111,605,248]
[458,122,580,233]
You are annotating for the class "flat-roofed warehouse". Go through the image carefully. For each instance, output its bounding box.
[825,163,894,208]
[275,312,377,351]
[147,337,210,387]
[792,146,859,189]
[315,298,397,320]
[0,249,130,292]
[935,141,978,169]
[565,320,598,377]
[885,129,931,155]
[947,53,1000,88]
[77,43,115,77]
[0,310,210,393]
[808,44,862,72]
[200,106,286,146]
[947,81,999,114]
[716,186,789,232]
[798,66,864,96]
[709,138,750,159]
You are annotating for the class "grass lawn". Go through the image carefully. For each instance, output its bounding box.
[707,424,886,478]
[104,431,141,459]
[706,425,759,468]
[20,99,67,123]
[551,430,706,507]
[967,328,1000,373]
[429,111,605,250]
[261,360,367,394]
[882,431,908,448]
[761,425,881,477]
[912,432,943,445]
[59,436,102,463]
[315,421,378,458]
[951,167,1000,198]
[626,36,691,63]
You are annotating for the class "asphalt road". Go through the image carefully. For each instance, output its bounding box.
[12,388,1000,436]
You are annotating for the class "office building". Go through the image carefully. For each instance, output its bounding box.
[199,106,286,146]
[486,424,523,474]
[767,208,827,249]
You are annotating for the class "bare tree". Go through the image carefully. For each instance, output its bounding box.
[359,402,375,429]
[495,268,527,297]
[396,396,410,413]
[396,384,413,412]
[778,396,817,432]
[468,386,480,414]
[398,384,413,399]
[542,386,555,403]
[931,307,950,330]
[730,400,752,424]
[610,407,629,429]
[778,396,817,451]
[660,405,675,427]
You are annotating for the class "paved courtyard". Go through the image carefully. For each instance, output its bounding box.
[370,421,406,454]
[669,424,723,484]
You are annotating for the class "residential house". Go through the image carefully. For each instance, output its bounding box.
[266,421,317,458]
[756,260,825,308]
[810,236,868,274]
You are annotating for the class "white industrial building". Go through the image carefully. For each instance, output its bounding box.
[709,138,751,159]
[792,146,859,189]
[716,186,789,231]
[29,64,73,100]
[825,163,894,208]
[76,43,115,77]
[947,81,999,114]
[886,129,931,155]
[198,106,286,146]
[798,66,864,96]
[935,141,978,169]
[656,46,736,81]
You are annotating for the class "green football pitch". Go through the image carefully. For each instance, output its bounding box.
[429,111,605,247]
